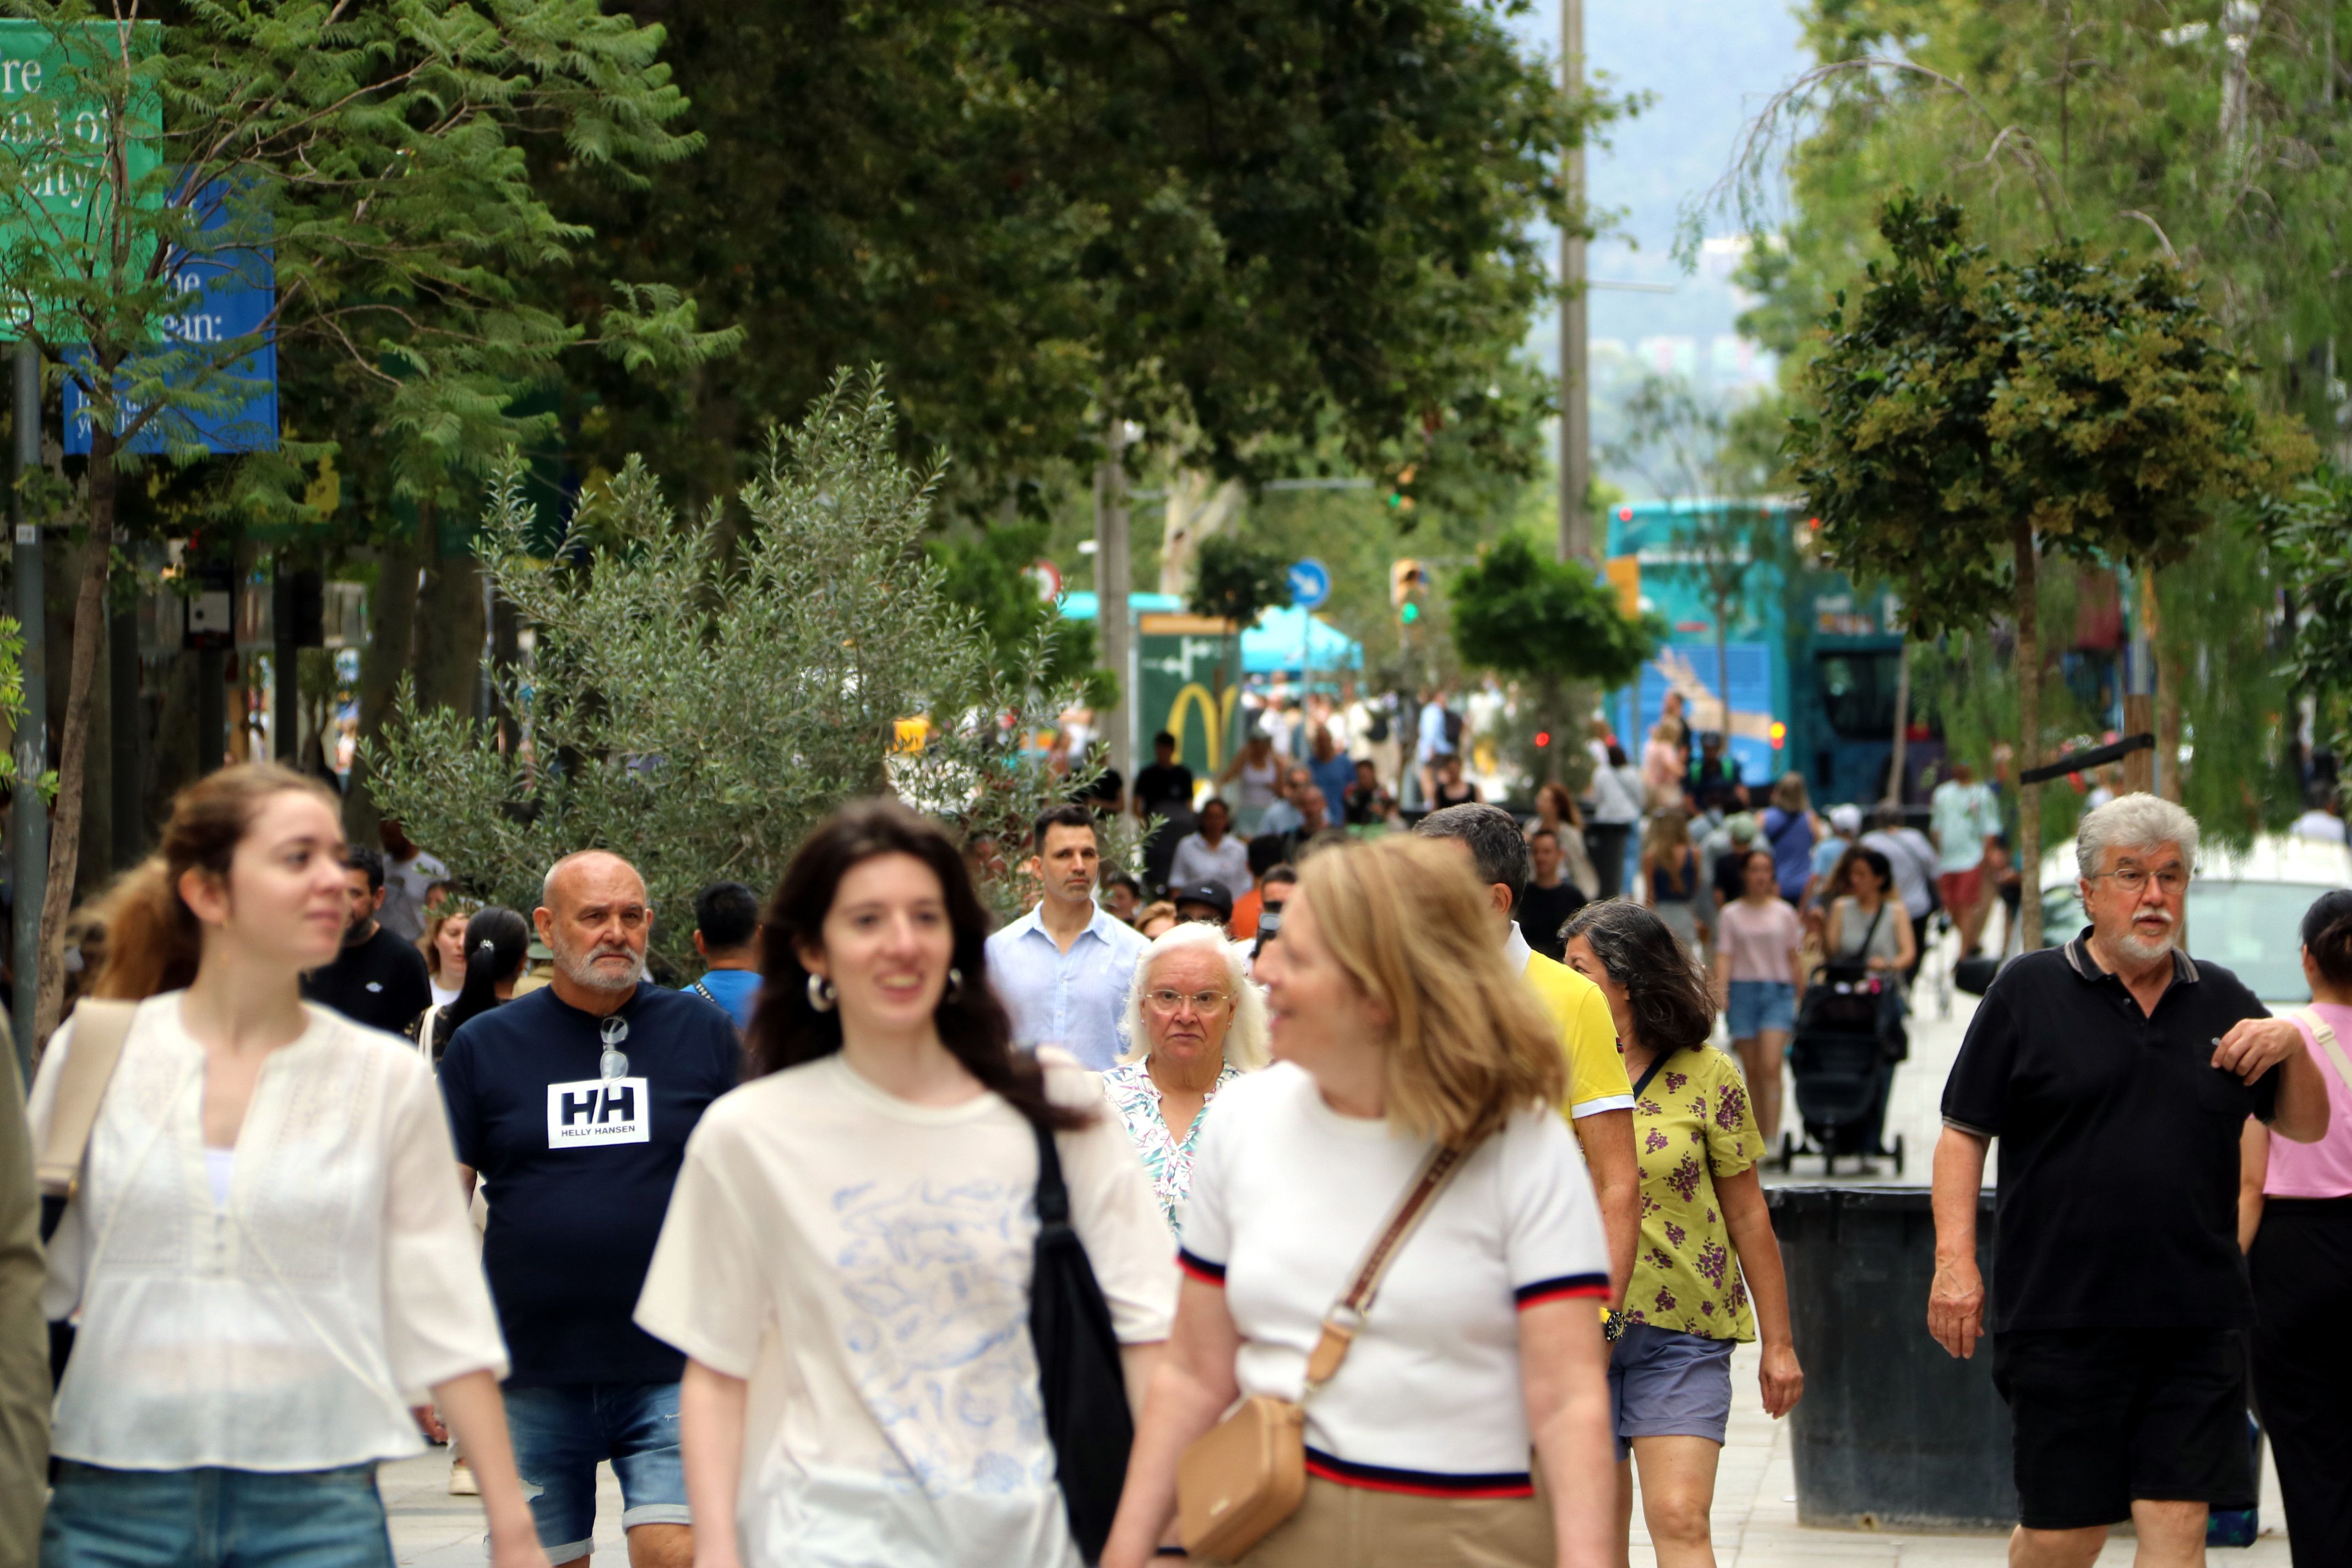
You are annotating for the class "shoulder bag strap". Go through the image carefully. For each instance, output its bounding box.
[35,999,139,1202]
[2294,1007,2352,1098]
[1301,1137,1483,1392]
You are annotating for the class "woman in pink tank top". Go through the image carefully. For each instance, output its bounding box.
[2238,888,2352,1565]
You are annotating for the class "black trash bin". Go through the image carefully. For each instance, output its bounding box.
[1770,1184,2015,1532]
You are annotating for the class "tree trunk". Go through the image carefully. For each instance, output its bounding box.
[1714,620,1731,741]
[1157,471,1246,596]
[2148,568,2185,804]
[345,499,432,843]
[2014,521,2043,953]
[34,429,113,1046]
[413,534,484,717]
[1886,638,1912,805]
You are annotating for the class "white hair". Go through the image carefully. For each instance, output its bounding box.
[2076,792,2200,879]
[1119,919,1270,1070]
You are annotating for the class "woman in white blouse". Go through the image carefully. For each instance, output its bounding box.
[1167,796,1250,894]
[635,800,1174,1568]
[30,764,543,1568]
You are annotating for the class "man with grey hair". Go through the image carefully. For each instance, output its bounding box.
[439,849,741,1568]
[1930,793,2329,1566]
[1414,803,1638,1306]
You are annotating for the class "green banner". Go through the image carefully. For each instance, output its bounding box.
[1135,613,1246,778]
[0,19,164,325]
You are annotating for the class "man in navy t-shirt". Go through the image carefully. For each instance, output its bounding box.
[440,850,741,1567]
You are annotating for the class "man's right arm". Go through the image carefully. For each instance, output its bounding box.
[1928,1126,1990,1359]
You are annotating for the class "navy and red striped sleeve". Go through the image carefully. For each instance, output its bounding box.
[1512,1272,1610,1310]
[1176,1248,1227,1286]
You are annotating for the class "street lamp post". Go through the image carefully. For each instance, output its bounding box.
[1557,0,1591,565]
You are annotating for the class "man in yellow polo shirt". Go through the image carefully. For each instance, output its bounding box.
[1418,805,1638,1304]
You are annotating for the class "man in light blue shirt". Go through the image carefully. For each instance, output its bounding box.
[984,802,1151,1071]
[1929,760,2004,957]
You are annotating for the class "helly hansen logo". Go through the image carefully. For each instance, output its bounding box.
[545,1077,651,1147]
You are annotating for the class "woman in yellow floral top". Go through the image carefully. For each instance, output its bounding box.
[1562,901,1801,1568]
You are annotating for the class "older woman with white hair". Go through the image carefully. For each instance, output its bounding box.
[1103,919,1270,1233]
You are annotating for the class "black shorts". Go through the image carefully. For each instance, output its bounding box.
[1992,1328,2251,1531]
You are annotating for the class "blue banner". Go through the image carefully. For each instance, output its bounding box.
[64,182,276,455]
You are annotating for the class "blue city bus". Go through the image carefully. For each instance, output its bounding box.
[1605,500,1941,809]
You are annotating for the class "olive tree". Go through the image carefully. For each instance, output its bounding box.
[366,371,1087,970]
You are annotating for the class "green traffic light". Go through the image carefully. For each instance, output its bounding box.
[1400,603,1420,624]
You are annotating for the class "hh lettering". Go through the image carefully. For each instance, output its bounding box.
[560,1085,636,1127]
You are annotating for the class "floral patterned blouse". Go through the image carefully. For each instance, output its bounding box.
[1101,1059,1242,1236]
[1626,1044,1765,1341]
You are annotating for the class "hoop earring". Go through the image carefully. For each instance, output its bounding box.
[806,972,836,1012]
[944,967,965,1005]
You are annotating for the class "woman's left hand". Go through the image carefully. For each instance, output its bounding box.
[487,1529,552,1568]
[1759,1341,1804,1418]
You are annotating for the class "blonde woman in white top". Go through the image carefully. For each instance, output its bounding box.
[29,764,544,1568]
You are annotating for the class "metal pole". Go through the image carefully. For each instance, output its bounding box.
[1094,415,1133,784]
[12,339,42,1076]
[1557,0,1591,564]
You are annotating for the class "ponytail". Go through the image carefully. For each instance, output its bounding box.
[434,906,530,1059]
[2307,900,2352,993]
[89,764,341,1001]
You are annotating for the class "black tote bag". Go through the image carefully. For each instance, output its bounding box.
[1028,1119,1134,1565]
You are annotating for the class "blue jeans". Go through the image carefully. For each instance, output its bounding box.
[503,1382,690,1562]
[1725,979,1796,1038]
[42,1461,393,1568]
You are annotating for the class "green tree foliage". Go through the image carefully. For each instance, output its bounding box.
[1451,533,1659,785]
[926,521,1109,708]
[1187,532,1292,629]
[543,0,1620,514]
[2,1,737,1041]
[1789,194,2312,941]
[2257,470,2352,786]
[367,372,1079,971]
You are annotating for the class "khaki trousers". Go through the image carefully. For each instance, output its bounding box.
[1219,1477,1553,1568]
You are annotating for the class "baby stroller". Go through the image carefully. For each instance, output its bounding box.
[1779,961,1905,1176]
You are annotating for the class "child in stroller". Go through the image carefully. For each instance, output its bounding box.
[1784,848,1916,1173]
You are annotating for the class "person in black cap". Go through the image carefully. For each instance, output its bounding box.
[1173,880,1234,935]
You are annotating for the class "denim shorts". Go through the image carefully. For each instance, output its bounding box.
[504,1381,691,1562]
[42,1460,393,1568]
[1608,1323,1736,1462]
[1725,979,1796,1037]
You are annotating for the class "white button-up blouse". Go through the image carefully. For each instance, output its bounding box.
[29,992,507,1471]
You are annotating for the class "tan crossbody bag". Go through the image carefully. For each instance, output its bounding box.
[2296,1006,2352,1096]
[1177,1138,1481,1560]
[33,999,139,1240]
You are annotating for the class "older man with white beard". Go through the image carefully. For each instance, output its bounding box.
[1928,794,2330,1568]
[439,850,742,1568]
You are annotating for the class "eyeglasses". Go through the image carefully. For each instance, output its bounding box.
[2087,868,2190,895]
[1146,989,1229,1014]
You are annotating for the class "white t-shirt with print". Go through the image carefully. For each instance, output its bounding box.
[1178,1062,1609,1495]
[634,1051,1175,1568]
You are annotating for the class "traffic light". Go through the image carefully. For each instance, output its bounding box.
[1390,558,1427,624]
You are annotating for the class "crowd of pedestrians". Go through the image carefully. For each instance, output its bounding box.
[7,745,2350,1568]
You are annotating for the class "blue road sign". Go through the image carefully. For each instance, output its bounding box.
[1287,557,1331,609]
[64,182,276,455]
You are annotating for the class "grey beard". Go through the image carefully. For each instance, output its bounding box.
[557,945,645,993]
[2114,925,2176,965]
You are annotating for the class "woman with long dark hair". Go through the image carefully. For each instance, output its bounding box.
[634,799,1173,1567]
[1561,900,1801,1568]
[29,763,543,1568]
[408,907,532,1063]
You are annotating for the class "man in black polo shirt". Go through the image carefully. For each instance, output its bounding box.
[440,850,741,1568]
[303,844,432,1033]
[1930,794,2329,1566]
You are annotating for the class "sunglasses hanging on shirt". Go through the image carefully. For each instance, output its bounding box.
[600,1015,631,1080]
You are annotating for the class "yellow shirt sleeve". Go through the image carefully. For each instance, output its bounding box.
[1522,951,1634,1118]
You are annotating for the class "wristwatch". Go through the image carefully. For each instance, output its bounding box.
[1603,1308,1627,1343]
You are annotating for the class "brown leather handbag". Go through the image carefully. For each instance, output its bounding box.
[1177,1139,1480,1560]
